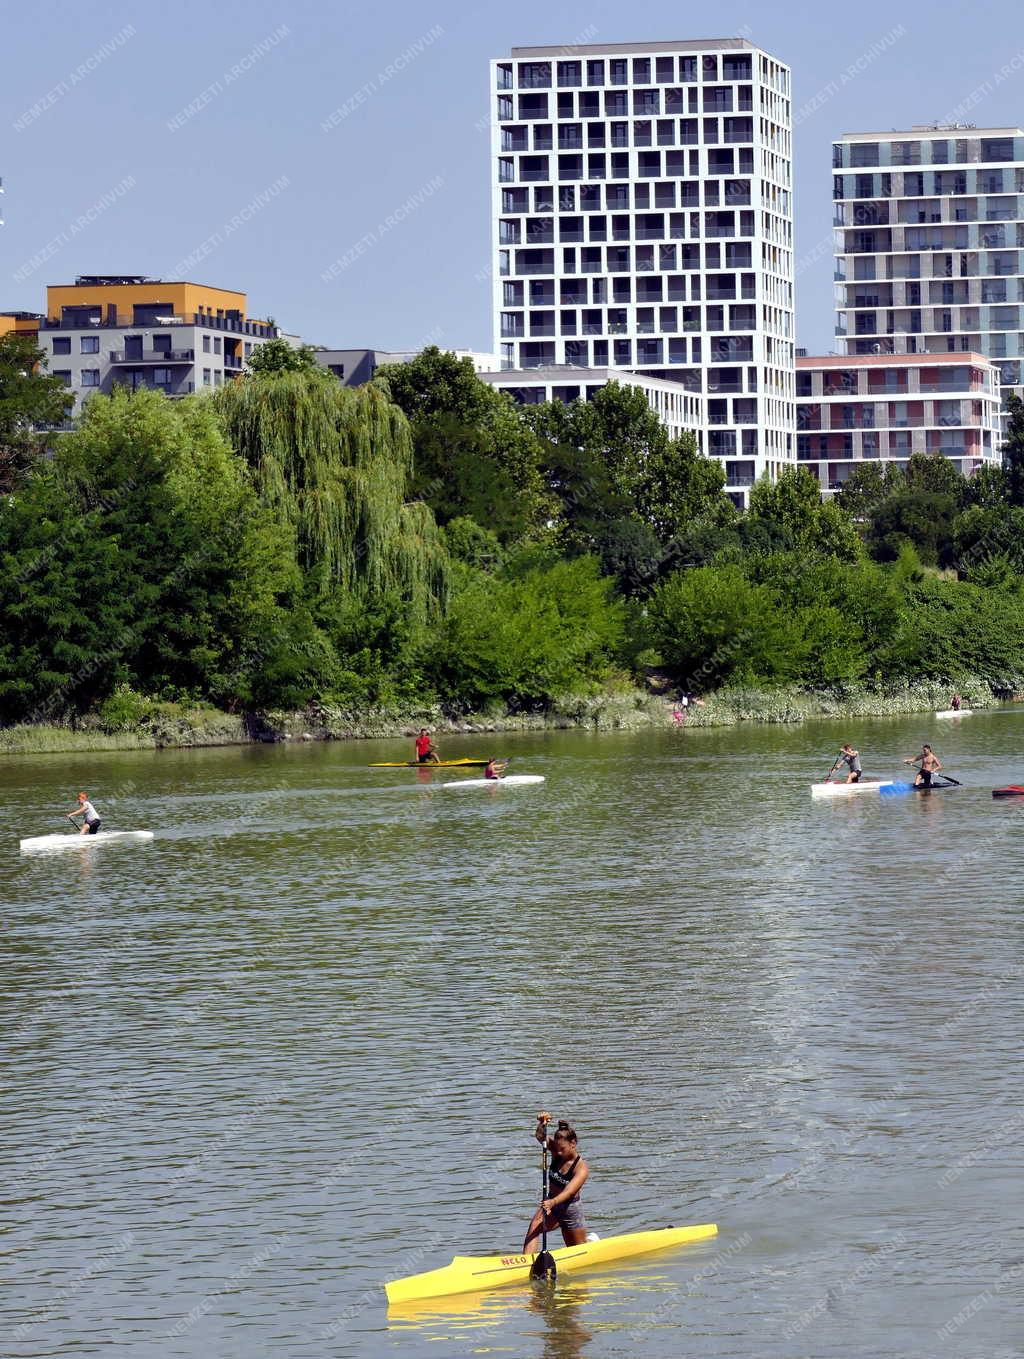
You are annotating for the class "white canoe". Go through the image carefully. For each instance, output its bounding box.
[20,830,155,852]
[935,709,972,719]
[440,775,545,790]
[811,780,897,799]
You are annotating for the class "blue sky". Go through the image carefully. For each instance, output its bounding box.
[3,0,1024,356]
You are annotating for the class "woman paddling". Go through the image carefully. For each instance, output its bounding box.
[523,1114,589,1252]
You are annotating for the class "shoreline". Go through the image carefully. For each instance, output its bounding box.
[0,678,1009,756]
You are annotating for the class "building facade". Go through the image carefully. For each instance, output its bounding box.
[833,126,1024,404]
[313,347,497,386]
[37,276,282,411]
[796,352,1002,492]
[490,38,796,497]
[479,365,704,443]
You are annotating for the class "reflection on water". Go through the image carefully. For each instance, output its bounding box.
[3,717,1023,1357]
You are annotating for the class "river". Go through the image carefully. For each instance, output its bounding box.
[2,713,1021,1358]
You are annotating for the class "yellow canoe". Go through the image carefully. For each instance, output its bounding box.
[384,1223,718,1304]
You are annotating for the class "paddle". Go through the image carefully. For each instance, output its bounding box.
[530,1114,557,1283]
[819,753,844,785]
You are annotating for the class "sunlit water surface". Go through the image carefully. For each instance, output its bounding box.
[2,714,1021,1358]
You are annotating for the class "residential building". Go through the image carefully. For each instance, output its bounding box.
[37,275,283,411]
[313,347,497,386]
[490,38,795,500]
[833,126,1024,405]
[0,311,42,339]
[796,352,1002,492]
[480,364,704,442]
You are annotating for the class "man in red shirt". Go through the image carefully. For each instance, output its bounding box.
[414,728,440,764]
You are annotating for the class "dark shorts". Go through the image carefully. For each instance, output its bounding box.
[850,771,861,782]
[86,820,101,834]
[416,753,434,764]
[550,1197,586,1232]
[918,770,933,787]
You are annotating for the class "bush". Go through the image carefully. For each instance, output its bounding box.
[424,556,625,708]
[97,684,154,732]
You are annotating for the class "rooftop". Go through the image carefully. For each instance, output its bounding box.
[508,37,757,57]
[797,352,996,368]
[837,126,1024,141]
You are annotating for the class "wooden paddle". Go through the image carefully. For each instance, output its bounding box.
[530,1113,557,1283]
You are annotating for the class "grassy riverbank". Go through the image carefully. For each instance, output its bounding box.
[0,677,1013,755]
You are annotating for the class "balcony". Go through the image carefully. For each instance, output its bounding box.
[109,348,194,364]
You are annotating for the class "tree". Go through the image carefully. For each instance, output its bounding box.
[645,563,806,687]
[375,347,550,539]
[214,369,448,615]
[247,338,323,375]
[0,333,75,491]
[836,462,899,518]
[1003,393,1024,508]
[0,387,314,720]
[635,430,733,541]
[748,467,862,561]
[904,451,965,500]
[867,489,958,566]
[424,556,625,708]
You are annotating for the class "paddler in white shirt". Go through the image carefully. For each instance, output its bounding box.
[67,791,102,835]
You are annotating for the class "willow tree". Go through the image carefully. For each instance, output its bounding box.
[214,371,447,617]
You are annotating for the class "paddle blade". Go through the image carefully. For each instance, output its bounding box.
[879,781,914,799]
[530,1250,557,1283]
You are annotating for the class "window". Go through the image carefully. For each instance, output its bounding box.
[213,337,222,354]
[53,369,72,385]
[203,335,211,352]
[81,335,99,353]
[80,369,100,387]
[153,334,171,353]
[153,368,172,386]
[203,369,212,386]
[53,336,71,354]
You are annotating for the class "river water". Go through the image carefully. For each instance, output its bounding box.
[2,713,1021,1358]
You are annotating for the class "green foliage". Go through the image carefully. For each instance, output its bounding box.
[375,347,550,539]
[214,369,448,614]
[1002,393,1024,507]
[0,333,75,491]
[423,556,625,708]
[98,683,154,732]
[0,387,308,721]
[645,564,806,687]
[247,338,323,374]
[867,489,957,566]
[749,467,862,561]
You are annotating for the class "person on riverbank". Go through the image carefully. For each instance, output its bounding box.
[484,758,507,780]
[835,743,862,784]
[414,729,439,764]
[950,693,962,711]
[523,1115,590,1252]
[905,744,942,787]
[67,792,101,835]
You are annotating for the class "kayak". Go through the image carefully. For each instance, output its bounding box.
[369,759,493,768]
[811,780,896,799]
[992,785,1024,798]
[20,830,155,852]
[440,775,545,789]
[879,779,958,798]
[384,1223,718,1304]
[935,709,972,718]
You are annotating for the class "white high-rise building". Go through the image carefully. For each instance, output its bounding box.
[490,38,796,502]
[833,126,1024,404]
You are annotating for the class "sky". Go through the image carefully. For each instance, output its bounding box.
[3,0,1024,357]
